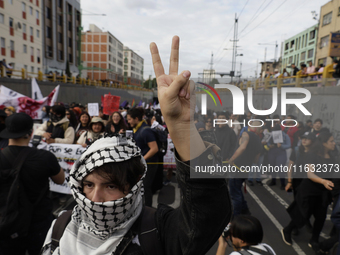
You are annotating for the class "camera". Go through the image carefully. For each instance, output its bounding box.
[222,223,231,241]
[31,135,42,148]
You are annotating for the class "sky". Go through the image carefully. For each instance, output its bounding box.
[81,0,330,80]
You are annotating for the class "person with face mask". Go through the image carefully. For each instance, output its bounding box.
[34,105,75,144]
[40,35,232,255]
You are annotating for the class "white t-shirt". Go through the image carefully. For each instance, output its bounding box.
[229,243,276,255]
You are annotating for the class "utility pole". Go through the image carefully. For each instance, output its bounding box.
[230,13,239,83]
[209,52,214,84]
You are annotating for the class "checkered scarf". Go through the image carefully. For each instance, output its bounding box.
[58,136,146,254]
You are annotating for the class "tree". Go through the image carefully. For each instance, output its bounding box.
[209,78,219,87]
[66,61,71,78]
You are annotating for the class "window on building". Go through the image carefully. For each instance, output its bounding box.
[29,6,33,15]
[58,32,62,43]
[9,17,13,27]
[308,49,314,59]
[320,35,329,48]
[23,23,26,33]
[46,26,51,38]
[290,40,295,49]
[46,7,51,19]
[23,44,27,53]
[300,52,305,61]
[22,2,26,12]
[8,0,12,4]
[112,57,116,63]
[1,37,5,54]
[124,65,127,70]
[318,58,327,66]
[47,46,52,57]
[124,52,128,57]
[109,54,111,61]
[310,30,315,40]
[289,56,293,64]
[36,10,39,19]
[323,12,332,26]
[24,65,27,70]
[30,46,33,55]
[68,54,72,62]
[117,52,122,58]
[68,37,72,47]
[58,50,63,60]
[37,48,40,63]
[109,37,112,43]
[117,60,122,66]
[58,0,62,8]
[338,7,340,16]
[109,45,111,52]
[68,3,72,13]
[36,29,40,38]
[30,26,33,36]
[124,58,128,63]
[31,66,34,73]
[10,40,14,50]
[0,13,4,24]
[58,15,62,26]
[68,21,71,31]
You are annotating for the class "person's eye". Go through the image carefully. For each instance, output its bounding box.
[107,185,117,190]
[84,183,93,189]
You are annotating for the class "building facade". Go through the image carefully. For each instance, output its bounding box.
[43,0,80,75]
[0,0,43,73]
[260,60,281,77]
[123,46,143,86]
[281,24,318,73]
[81,24,124,84]
[315,0,340,67]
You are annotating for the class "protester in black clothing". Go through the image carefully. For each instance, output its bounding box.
[282,132,336,252]
[214,112,238,162]
[305,119,313,133]
[106,111,128,135]
[286,131,316,196]
[127,108,159,207]
[0,113,64,255]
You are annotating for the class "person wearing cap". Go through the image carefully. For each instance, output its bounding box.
[77,117,105,147]
[35,105,75,144]
[0,113,65,255]
[4,106,15,116]
[273,69,280,79]
[39,36,231,255]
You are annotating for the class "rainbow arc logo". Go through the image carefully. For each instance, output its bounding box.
[197,82,222,106]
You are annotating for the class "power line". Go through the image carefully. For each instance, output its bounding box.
[238,0,270,36]
[239,0,290,40]
[238,0,250,19]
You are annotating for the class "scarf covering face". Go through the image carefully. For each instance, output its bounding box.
[56,136,146,255]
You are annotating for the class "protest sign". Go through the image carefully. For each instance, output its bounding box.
[272,130,283,144]
[102,93,120,115]
[88,103,99,116]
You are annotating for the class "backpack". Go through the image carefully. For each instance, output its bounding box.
[142,127,168,157]
[50,206,163,255]
[0,147,46,239]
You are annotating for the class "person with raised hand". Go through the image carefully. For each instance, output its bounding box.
[40,36,231,255]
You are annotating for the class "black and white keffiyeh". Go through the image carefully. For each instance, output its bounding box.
[54,136,146,255]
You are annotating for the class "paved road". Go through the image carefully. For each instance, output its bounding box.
[52,174,337,255]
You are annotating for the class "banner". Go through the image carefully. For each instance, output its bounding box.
[102,93,120,115]
[329,33,340,57]
[35,143,86,194]
[0,85,59,119]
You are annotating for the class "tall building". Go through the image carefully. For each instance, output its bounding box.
[315,0,340,67]
[0,0,43,73]
[281,24,318,73]
[81,24,124,84]
[123,46,144,86]
[43,0,80,75]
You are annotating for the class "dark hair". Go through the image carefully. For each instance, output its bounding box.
[152,113,163,124]
[230,215,263,245]
[52,105,66,118]
[43,105,51,114]
[66,109,78,128]
[79,111,91,127]
[314,118,323,125]
[309,131,333,157]
[288,115,296,119]
[306,119,312,124]
[107,111,128,132]
[127,107,144,121]
[84,157,145,194]
[217,111,229,119]
[90,121,105,133]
